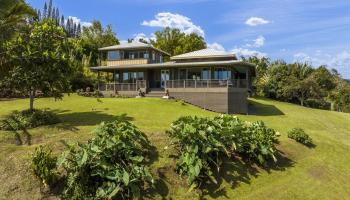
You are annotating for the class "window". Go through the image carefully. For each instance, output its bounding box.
[152,52,155,60]
[137,72,144,80]
[114,72,120,82]
[139,51,149,59]
[187,68,201,80]
[108,51,122,60]
[179,69,187,80]
[214,67,231,80]
[201,68,210,80]
[131,52,135,59]
[123,72,129,82]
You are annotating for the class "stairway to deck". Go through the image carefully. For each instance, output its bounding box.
[145,88,165,98]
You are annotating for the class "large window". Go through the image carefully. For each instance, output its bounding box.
[179,69,187,80]
[122,71,145,83]
[201,68,210,80]
[187,68,201,80]
[108,51,122,60]
[214,67,231,80]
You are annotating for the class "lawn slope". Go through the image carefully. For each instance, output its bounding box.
[0,94,350,199]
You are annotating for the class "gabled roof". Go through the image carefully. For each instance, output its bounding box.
[171,48,236,60]
[98,42,171,56]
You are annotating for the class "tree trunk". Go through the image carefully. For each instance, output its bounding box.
[29,90,35,112]
[300,93,304,106]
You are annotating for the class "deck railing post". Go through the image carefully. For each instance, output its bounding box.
[195,79,197,88]
[184,80,186,88]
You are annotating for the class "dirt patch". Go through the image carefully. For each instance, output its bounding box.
[308,165,330,181]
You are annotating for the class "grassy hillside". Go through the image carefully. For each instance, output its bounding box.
[1,94,350,199]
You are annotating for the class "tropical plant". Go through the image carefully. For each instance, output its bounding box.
[167,116,230,189]
[214,115,278,164]
[0,0,36,41]
[0,109,60,131]
[58,119,153,200]
[31,145,58,187]
[167,115,279,190]
[288,128,313,146]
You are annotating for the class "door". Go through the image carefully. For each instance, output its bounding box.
[161,69,170,88]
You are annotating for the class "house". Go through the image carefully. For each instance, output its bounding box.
[90,42,256,114]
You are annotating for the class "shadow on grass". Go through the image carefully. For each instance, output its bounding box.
[50,110,133,130]
[248,99,284,116]
[198,150,294,199]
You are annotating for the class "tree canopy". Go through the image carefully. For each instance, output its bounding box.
[3,19,73,111]
[151,27,206,56]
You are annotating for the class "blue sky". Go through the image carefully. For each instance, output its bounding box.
[27,0,350,78]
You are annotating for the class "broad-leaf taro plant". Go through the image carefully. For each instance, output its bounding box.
[167,115,279,191]
[58,120,153,200]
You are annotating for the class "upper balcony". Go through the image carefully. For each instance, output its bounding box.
[98,42,170,67]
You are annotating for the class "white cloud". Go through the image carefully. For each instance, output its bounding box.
[207,42,226,52]
[231,48,267,58]
[68,16,92,27]
[245,17,270,26]
[133,33,156,43]
[293,51,350,77]
[142,12,205,37]
[245,35,265,48]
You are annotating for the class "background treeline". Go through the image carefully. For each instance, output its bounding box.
[244,57,350,112]
[0,0,349,113]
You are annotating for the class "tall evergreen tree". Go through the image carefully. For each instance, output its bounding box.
[76,23,81,37]
[43,2,47,19]
[55,8,59,25]
[37,9,41,21]
[60,15,65,27]
[73,22,77,37]
[47,0,53,18]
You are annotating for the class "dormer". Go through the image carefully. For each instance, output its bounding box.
[99,42,170,66]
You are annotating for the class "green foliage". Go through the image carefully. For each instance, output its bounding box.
[80,20,119,66]
[167,115,278,189]
[304,98,331,110]
[58,119,153,200]
[152,27,206,56]
[329,82,350,112]
[31,145,58,187]
[215,115,278,164]
[288,128,313,146]
[3,19,73,110]
[0,109,60,131]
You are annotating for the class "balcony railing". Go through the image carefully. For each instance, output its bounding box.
[98,79,248,92]
[98,80,147,92]
[165,79,248,89]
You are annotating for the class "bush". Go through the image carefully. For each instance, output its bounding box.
[288,128,313,145]
[214,115,278,164]
[0,109,60,131]
[167,115,279,190]
[167,116,230,189]
[58,120,153,200]
[76,88,103,98]
[304,99,331,110]
[31,145,58,187]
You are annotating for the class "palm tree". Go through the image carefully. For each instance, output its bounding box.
[0,0,36,41]
[0,0,36,74]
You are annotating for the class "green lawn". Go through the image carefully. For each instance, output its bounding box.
[1,94,350,199]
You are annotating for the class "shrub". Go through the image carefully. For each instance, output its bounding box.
[304,99,331,110]
[167,115,279,190]
[0,109,60,131]
[31,145,58,187]
[214,115,278,164]
[167,116,230,189]
[288,128,313,145]
[58,120,153,200]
